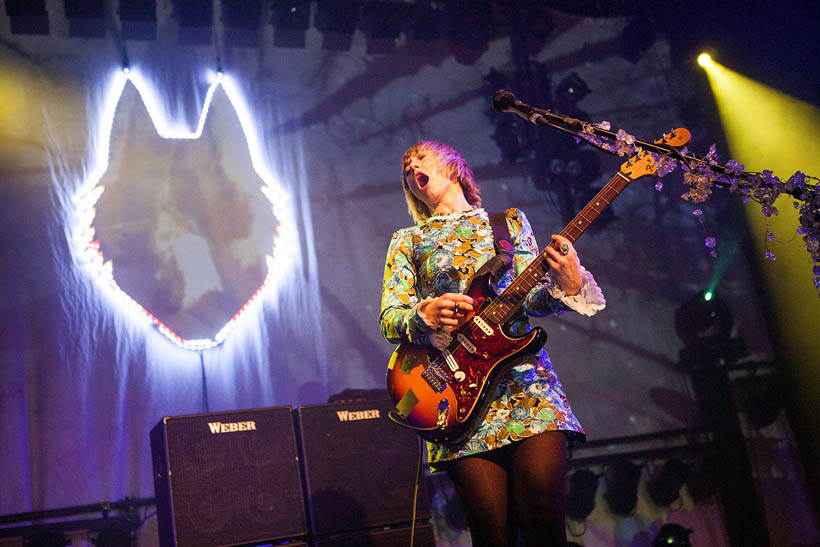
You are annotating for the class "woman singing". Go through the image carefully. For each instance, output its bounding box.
[379,141,605,546]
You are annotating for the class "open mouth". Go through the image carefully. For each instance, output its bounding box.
[414,171,429,190]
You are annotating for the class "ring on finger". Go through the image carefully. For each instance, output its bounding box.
[454,301,460,315]
[560,243,570,256]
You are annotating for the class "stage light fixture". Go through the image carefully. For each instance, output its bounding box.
[652,523,692,546]
[271,0,310,48]
[697,53,713,68]
[64,0,105,38]
[359,1,408,53]
[360,2,406,40]
[221,0,263,30]
[675,290,745,365]
[603,460,642,516]
[272,0,310,29]
[618,14,656,64]
[408,3,440,42]
[521,7,554,55]
[314,0,360,51]
[64,0,103,19]
[556,73,590,104]
[119,0,156,40]
[221,0,263,47]
[4,0,49,34]
[674,290,733,346]
[173,0,213,45]
[444,1,494,64]
[647,458,691,507]
[565,469,599,521]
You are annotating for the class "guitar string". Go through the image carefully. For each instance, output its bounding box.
[425,167,636,386]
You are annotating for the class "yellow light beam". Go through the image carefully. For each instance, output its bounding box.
[701,58,820,495]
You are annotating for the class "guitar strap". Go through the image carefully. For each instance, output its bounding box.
[476,210,515,281]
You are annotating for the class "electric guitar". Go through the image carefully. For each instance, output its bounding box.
[386,128,691,444]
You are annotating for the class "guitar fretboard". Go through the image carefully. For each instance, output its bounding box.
[482,171,631,325]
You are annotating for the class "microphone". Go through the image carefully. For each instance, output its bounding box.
[492,90,548,126]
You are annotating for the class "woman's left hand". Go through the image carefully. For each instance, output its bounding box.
[544,234,582,296]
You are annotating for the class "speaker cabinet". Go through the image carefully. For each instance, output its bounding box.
[312,523,436,546]
[150,407,306,547]
[296,398,430,536]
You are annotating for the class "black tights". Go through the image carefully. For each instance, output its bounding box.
[445,431,568,547]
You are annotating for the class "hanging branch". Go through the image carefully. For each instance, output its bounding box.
[494,92,820,294]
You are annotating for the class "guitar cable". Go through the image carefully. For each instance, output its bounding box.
[409,435,424,546]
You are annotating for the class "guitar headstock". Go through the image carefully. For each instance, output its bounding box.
[620,127,690,181]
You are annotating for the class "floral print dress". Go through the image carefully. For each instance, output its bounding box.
[380,207,605,468]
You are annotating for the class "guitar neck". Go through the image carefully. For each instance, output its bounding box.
[484,170,631,324]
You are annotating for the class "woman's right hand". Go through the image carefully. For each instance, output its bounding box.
[419,293,477,329]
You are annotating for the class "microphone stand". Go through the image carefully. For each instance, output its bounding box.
[512,98,816,202]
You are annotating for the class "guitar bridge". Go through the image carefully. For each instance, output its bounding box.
[421,365,447,393]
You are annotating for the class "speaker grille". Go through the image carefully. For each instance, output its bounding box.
[297,398,430,535]
[151,407,306,547]
[313,523,436,547]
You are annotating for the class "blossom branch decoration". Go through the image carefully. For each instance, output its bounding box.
[571,119,820,293]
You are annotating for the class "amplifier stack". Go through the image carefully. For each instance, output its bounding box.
[150,398,433,547]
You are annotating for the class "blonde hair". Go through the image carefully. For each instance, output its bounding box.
[401,141,482,224]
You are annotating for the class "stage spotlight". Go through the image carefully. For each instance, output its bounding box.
[565,469,599,521]
[675,290,745,365]
[674,290,733,346]
[5,0,49,34]
[272,0,310,30]
[271,0,310,48]
[648,458,690,507]
[314,0,360,51]
[652,523,693,546]
[556,73,590,104]
[603,460,642,516]
[119,0,156,40]
[697,53,713,68]
[64,0,105,38]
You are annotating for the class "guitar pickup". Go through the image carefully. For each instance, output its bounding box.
[442,349,459,372]
[456,333,476,354]
[472,315,494,336]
